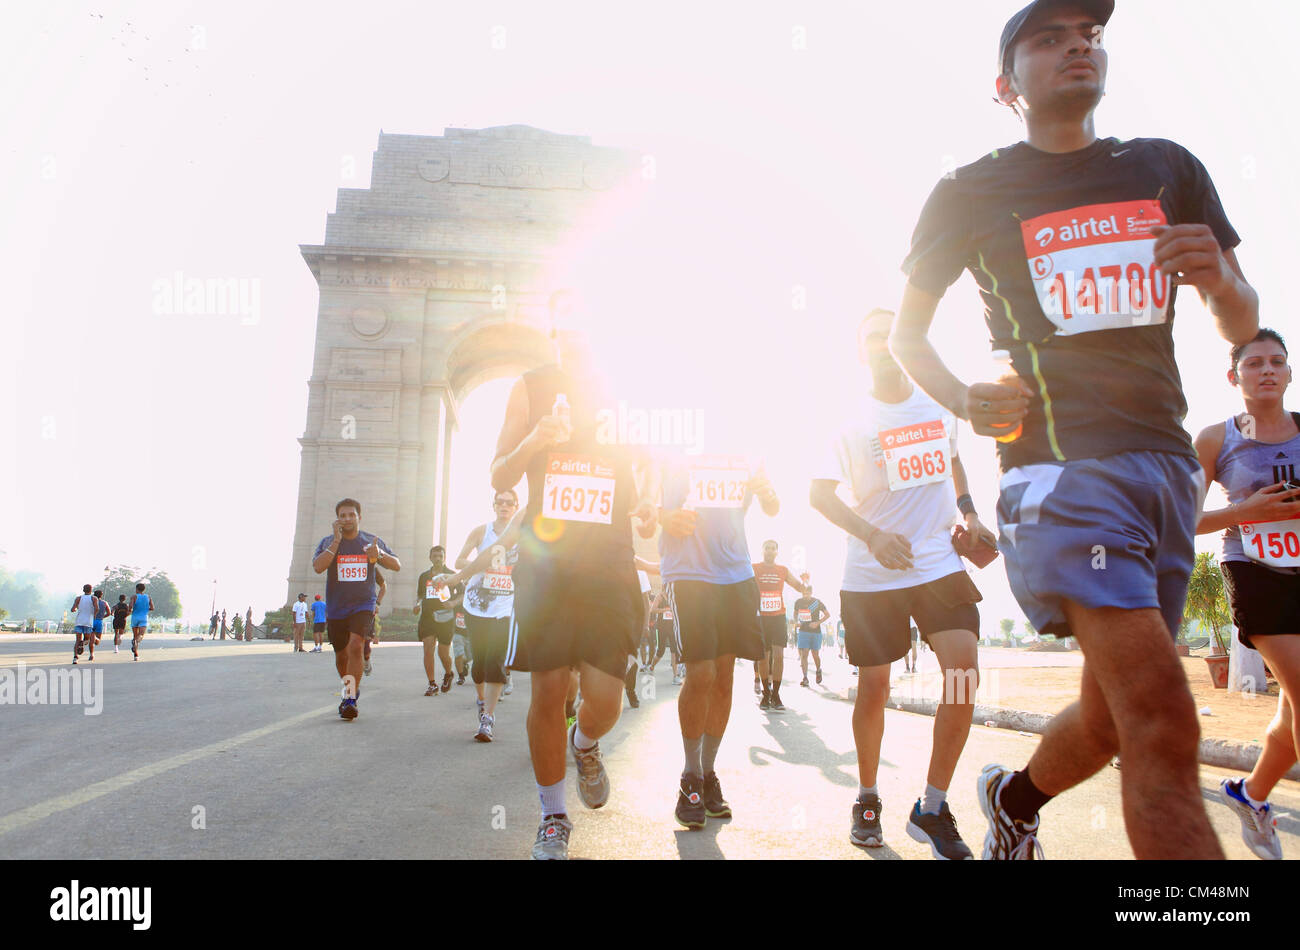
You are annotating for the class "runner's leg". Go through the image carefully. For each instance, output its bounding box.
[1242,636,1300,801]
[422,637,438,688]
[925,629,978,793]
[851,665,891,787]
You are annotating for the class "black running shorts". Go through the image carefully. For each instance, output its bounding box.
[759,614,788,650]
[313,621,326,633]
[1221,560,1300,649]
[840,571,981,668]
[507,555,641,681]
[419,618,455,646]
[666,578,764,664]
[466,613,509,684]
[327,611,374,652]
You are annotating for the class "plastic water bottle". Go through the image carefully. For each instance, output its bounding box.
[990,350,1024,444]
[552,393,572,444]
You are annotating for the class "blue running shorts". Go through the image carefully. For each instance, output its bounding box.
[796,630,823,651]
[997,450,1205,640]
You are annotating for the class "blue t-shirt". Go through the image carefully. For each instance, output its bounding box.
[657,455,756,585]
[311,600,327,623]
[313,531,392,619]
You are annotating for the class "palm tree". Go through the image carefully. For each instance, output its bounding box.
[1184,552,1231,654]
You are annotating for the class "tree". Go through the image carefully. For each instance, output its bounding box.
[0,607,8,623]
[1185,552,1231,654]
[999,618,1015,644]
[99,566,183,618]
[1022,620,1037,643]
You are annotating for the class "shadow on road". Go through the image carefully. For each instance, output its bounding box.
[746,706,867,789]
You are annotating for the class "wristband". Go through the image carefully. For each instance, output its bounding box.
[956,494,976,517]
[863,525,880,546]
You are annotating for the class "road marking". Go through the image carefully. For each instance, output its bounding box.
[0,699,362,838]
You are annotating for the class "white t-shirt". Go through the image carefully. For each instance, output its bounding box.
[819,385,965,593]
[292,601,308,623]
[637,570,652,594]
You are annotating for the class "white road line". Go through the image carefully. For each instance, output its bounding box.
[0,699,359,838]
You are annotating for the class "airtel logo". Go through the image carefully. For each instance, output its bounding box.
[1035,227,1055,248]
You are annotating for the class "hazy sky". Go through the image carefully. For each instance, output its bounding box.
[4,1,1296,628]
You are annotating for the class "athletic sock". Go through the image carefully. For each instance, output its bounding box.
[564,700,576,719]
[538,780,566,817]
[920,783,946,816]
[682,734,704,779]
[858,784,878,803]
[701,733,723,774]
[572,724,596,751]
[1000,768,1052,823]
[1239,779,1266,809]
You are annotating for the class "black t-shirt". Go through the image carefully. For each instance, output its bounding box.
[112,603,130,624]
[793,597,827,632]
[902,137,1239,470]
[416,567,462,629]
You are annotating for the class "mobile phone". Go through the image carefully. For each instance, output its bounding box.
[1285,479,1300,502]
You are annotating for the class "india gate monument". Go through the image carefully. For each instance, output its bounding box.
[285,125,640,609]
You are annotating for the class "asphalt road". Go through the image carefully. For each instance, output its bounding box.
[1,637,1296,860]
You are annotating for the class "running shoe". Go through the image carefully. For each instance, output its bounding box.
[800,677,809,688]
[976,764,1043,860]
[340,698,358,721]
[425,684,438,697]
[114,645,119,654]
[850,795,883,848]
[671,672,682,686]
[1219,777,1283,860]
[675,775,706,829]
[441,672,453,692]
[456,672,466,686]
[503,674,514,696]
[759,691,771,711]
[568,722,610,809]
[475,714,494,742]
[816,668,823,685]
[363,659,373,676]
[531,814,573,860]
[769,689,785,712]
[702,771,731,819]
[906,800,973,860]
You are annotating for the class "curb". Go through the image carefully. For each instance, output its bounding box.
[865,694,1300,783]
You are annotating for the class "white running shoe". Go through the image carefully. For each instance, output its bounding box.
[976,763,1043,860]
[503,674,514,696]
[1219,777,1283,860]
[364,659,373,675]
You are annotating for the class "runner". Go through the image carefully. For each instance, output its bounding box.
[812,308,991,859]
[1193,327,1299,860]
[836,616,847,660]
[452,489,520,741]
[311,498,400,720]
[291,594,309,653]
[624,562,658,708]
[890,0,1258,859]
[793,584,832,687]
[439,308,656,859]
[414,545,463,695]
[451,610,471,685]
[91,590,109,646]
[655,452,777,829]
[310,595,326,652]
[128,582,152,660]
[752,540,806,711]
[111,594,130,654]
[69,584,99,664]
[647,586,683,685]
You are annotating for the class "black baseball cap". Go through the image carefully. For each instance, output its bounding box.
[999,0,1114,75]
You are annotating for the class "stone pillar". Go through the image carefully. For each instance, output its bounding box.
[439,406,455,548]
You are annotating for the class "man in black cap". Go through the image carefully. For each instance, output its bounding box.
[892,1,1258,859]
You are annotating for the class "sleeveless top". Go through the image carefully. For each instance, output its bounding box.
[519,364,636,572]
[1216,412,1300,574]
[74,594,96,626]
[464,520,516,619]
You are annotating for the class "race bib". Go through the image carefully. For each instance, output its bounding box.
[760,593,783,614]
[879,420,950,492]
[662,608,674,621]
[455,613,466,630]
[336,555,368,582]
[425,575,452,600]
[686,456,748,509]
[542,454,615,525]
[484,566,515,594]
[1022,199,1171,335]
[797,608,812,624]
[1241,519,1300,568]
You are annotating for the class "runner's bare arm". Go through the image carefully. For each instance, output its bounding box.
[633,555,660,575]
[810,478,913,570]
[439,508,526,589]
[950,455,996,546]
[491,378,568,493]
[455,525,486,570]
[1151,230,1258,344]
[782,569,805,595]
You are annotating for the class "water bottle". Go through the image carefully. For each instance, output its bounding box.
[989,350,1024,444]
[552,393,572,444]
